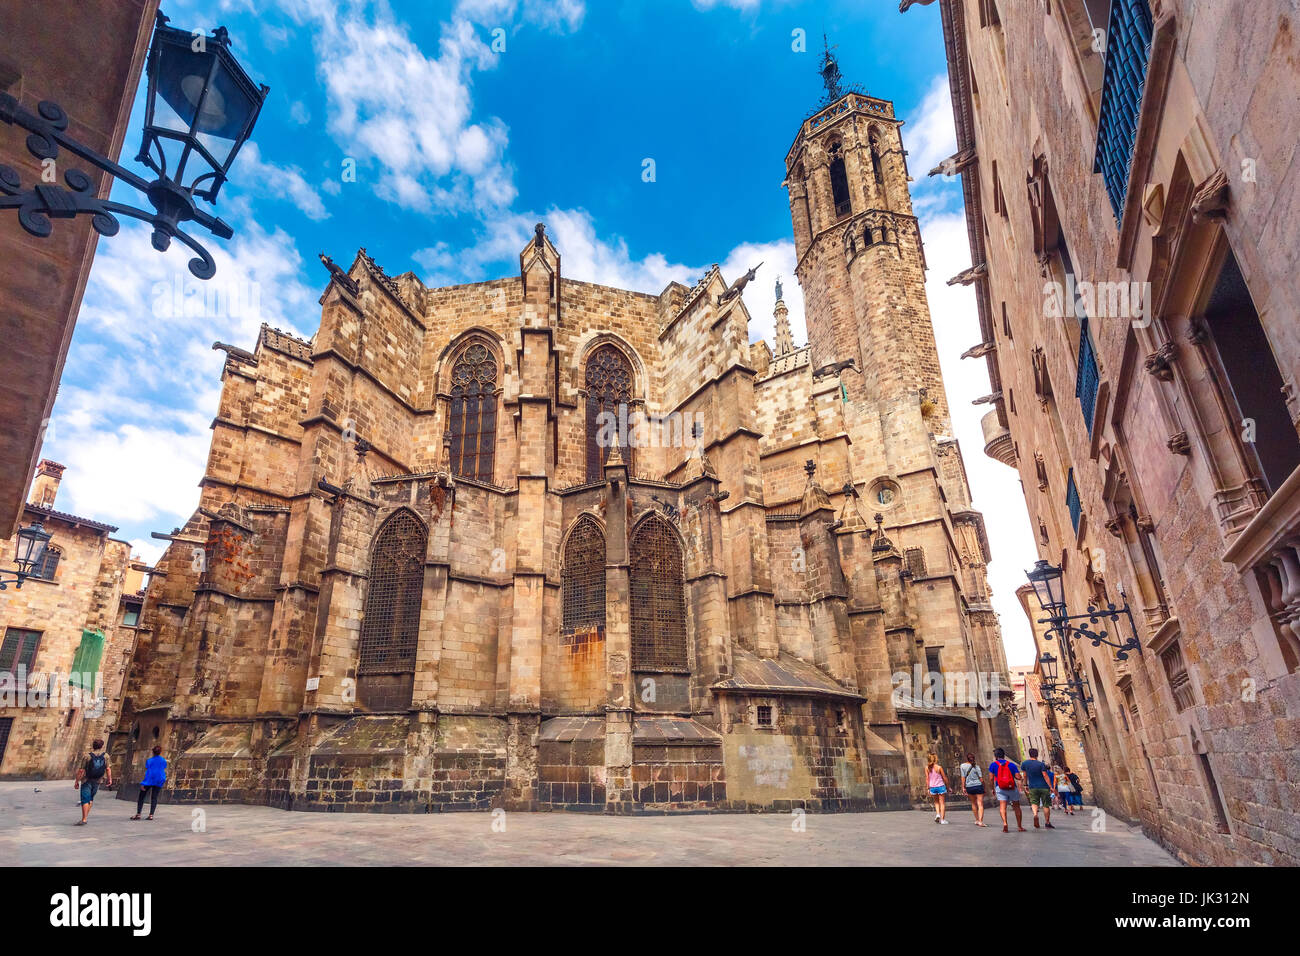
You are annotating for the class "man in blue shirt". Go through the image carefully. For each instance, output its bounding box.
[988,747,1025,832]
[1021,747,1055,829]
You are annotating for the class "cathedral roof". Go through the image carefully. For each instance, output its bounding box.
[713,648,864,701]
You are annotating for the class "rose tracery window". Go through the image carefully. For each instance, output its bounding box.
[357,510,426,710]
[449,342,497,482]
[629,517,687,671]
[585,345,634,481]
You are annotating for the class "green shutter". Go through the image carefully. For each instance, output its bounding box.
[68,630,105,691]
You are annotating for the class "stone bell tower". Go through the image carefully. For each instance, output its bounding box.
[784,45,949,431]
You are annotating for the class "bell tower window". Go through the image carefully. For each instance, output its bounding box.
[829,142,851,220]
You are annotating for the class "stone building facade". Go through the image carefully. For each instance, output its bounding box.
[0,461,143,778]
[112,66,1015,814]
[910,0,1300,863]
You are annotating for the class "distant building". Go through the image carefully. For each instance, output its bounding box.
[909,0,1300,863]
[0,461,145,777]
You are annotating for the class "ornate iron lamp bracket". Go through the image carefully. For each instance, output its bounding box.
[1037,601,1143,660]
[0,95,232,279]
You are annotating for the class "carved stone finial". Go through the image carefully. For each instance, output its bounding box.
[805,459,817,479]
[534,222,546,245]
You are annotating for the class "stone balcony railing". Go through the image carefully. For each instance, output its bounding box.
[1222,463,1300,669]
[981,409,1016,468]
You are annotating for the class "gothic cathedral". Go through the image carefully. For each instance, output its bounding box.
[113,56,1015,813]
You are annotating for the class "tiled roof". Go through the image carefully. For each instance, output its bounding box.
[632,716,721,744]
[24,503,117,533]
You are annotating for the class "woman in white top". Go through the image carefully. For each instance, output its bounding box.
[1054,764,1076,815]
[959,752,988,827]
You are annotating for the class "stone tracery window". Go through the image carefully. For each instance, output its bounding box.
[357,509,426,710]
[629,517,687,671]
[585,344,634,481]
[562,516,605,641]
[448,342,497,482]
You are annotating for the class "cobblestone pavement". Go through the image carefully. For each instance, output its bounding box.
[0,781,1178,866]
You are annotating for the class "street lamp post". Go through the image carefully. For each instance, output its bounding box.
[0,13,268,279]
[1024,559,1142,660]
[0,518,51,590]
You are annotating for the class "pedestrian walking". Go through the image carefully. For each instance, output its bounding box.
[959,752,988,826]
[988,747,1025,832]
[926,752,951,824]
[1055,763,1076,815]
[1021,747,1055,829]
[131,745,167,820]
[1065,766,1084,809]
[74,738,111,826]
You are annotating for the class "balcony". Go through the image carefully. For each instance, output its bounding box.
[1075,317,1100,436]
[981,409,1017,468]
[1092,0,1154,219]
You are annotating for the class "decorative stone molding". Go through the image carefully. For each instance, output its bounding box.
[1104,515,1125,538]
[1186,317,1210,346]
[1166,431,1191,455]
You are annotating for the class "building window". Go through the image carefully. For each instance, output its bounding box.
[562,516,606,641]
[122,605,141,627]
[829,144,852,219]
[907,548,928,580]
[1093,0,1154,218]
[629,517,687,671]
[68,630,105,691]
[869,134,884,186]
[1199,248,1300,497]
[1065,469,1082,533]
[1075,316,1100,436]
[756,704,773,727]
[357,510,426,710]
[1199,753,1231,833]
[585,345,635,481]
[1160,640,1196,713]
[0,628,40,678]
[448,342,498,482]
[30,545,60,581]
[0,717,12,768]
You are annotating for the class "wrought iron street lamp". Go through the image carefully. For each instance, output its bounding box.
[0,518,51,590]
[1039,651,1060,687]
[1024,559,1142,660]
[0,13,268,279]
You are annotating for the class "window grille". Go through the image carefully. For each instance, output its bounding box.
[358,511,426,679]
[31,546,60,581]
[756,705,773,727]
[0,717,11,768]
[629,518,687,671]
[562,516,606,639]
[1075,317,1100,436]
[906,547,928,579]
[585,345,634,480]
[448,342,497,481]
[1093,0,1154,218]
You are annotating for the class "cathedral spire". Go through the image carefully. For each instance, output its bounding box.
[772,276,794,357]
[820,35,842,102]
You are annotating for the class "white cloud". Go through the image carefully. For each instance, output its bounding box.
[275,1,585,216]
[47,217,319,532]
[289,100,312,125]
[902,73,957,179]
[238,142,330,220]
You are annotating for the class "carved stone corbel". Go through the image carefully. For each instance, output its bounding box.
[1186,317,1210,347]
[1166,432,1191,455]
[1191,168,1230,222]
[1143,341,1176,381]
[1104,515,1125,538]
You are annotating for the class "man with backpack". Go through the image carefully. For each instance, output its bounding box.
[74,738,112,825]
[988,747,1026,833]
[1021,747,1055,829]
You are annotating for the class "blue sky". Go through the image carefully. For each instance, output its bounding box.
[37,0,1039,663]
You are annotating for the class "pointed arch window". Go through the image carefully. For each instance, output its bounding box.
[629,518,687,671]
[828,141,851,219]
[562,516,606,642]
[449,342,497,482]
[869,134,884,185]
[358,510,426,710]
[585,345,634,481]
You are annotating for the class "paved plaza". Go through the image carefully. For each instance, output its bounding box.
[0,781,1178,866]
